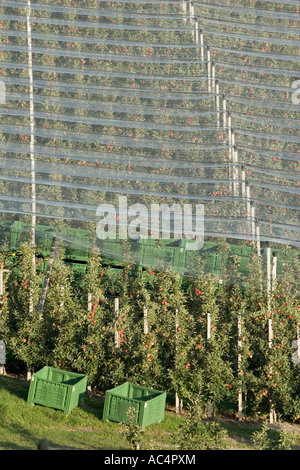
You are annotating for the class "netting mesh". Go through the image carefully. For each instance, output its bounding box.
[0,0,299,274]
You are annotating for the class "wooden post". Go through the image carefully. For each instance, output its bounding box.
[241,165,246,198]
[250,200,256,240]
[266,244,271,318]
[238,313,243,421]
[115,297,120,349]
[207,312,212,418]
[86,292,93,394]
[0,337,6,376]
[255,218,261,256]
[59,286,64,309]
[266,244,274,426]
[38,236,59,314]
[0,269,9,301]
[232,143,239,198]
[143,304,148,335]
[175,307,180,414]
[228,113,233,194]
[207,46,211,94]
[189,0,195,24]
[246,180,251,222]
[88,293,92,313]
[26,0,36,294]
[182,0,187,25]
[222,94,227,130]
[0,80,5,104]
[211,61,216,94]
[216,80,220,129]
[194,18,199,50]
[272,251,277,291]
[297,324,300,362]
[207,313,211,341]
[199,28,204,67]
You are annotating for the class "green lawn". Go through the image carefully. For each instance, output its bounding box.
[0,375,182,450]
[0,375,299,450]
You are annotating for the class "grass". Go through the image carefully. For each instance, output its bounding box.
[0,375,300,450]
[0,375,182,450]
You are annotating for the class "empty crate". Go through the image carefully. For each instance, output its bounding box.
[27,366,87,415]
[103,382,166,428]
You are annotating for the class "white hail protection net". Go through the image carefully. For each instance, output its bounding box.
[0,0,299,273]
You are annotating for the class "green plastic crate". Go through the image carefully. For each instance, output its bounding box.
[103,382,166,428]
[27,366,87,415]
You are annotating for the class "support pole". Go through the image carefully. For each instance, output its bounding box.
[211,61,216,94]
[88,292,92,313]
[232,143,239,198]
[266,244,275,424]
[60,286,64,309]
[207,312,212,418]
[246,180,251,222]
[26,0,36,253]
[241,164,246,198]
[199,28,204,67]
[207,46,211,94]
[175,308,180,414]
[194,18,199,46]
[86,292,93,394]
[228,113,233,194]
[182,0,187,24]
[255,218,261,256]
[272,251,277,291]
[215,80,220,129]
[189,0,195,24]
[207,313,211,341]
[238,313,243,422]
[26,0,36,326]
[250,200,256,240]
[267,245,272,348]
[297,324,300,362]
[37,236,59,314]
[143,304,148,335]
[0,269,9,301]
[0,80,5,104]
[115,297,120,349]
[222,94,227,130]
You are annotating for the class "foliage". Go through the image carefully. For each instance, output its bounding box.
[174,395,228,450]
[121,406,145,451]
[251,421,296,450]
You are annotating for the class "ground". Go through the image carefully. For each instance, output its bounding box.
[0,372,299,451]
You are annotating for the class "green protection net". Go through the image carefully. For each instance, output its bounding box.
[0,0,299,276]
